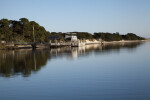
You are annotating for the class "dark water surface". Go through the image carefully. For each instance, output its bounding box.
[0,42,150,100]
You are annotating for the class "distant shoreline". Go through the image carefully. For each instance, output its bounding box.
[85,39,149,45]
[102,39,150,44]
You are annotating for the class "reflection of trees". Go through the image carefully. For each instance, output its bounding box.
[49,42,143,59]
[94,42,143,55]
[0,42,143,77]
[0,50,51,77]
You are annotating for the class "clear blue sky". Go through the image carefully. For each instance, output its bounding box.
[0,0,150,37]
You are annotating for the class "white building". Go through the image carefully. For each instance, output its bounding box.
[65,33,78,42]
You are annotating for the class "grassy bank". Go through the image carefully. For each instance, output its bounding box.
[0,45,19,50]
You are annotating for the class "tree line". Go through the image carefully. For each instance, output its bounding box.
[0,18,145,42]
[0,18,50,42]
[51,32,145,41]
[93,32,145,41]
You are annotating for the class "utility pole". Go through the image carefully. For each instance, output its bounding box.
[33,25,35,43]
[32,25,36,50]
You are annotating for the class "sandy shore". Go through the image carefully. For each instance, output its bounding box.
[102,39,149,44]
[85,39,150,45]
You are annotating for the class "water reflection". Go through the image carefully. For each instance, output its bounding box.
[0,50,51,77]
[0,42,143,77]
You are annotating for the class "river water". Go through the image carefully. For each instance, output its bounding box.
[0,42,150,100]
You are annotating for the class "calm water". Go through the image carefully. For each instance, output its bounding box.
[0,42,150,100]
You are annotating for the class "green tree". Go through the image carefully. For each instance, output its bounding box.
[0,19,12,41]
[19,18,30,38]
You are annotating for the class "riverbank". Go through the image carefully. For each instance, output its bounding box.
[0,43,50,50]
[85,39,149,45]
[102,39,150,44]
[0,45,19,50]
[0,39,149,50]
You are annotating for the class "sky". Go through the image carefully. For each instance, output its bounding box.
[0,0,150,37]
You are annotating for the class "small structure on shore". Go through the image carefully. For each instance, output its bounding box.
[65,33,85,47]
[65,33,78,42]
[48,33,85,47]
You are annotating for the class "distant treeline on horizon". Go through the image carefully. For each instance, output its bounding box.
[0,18,145,42]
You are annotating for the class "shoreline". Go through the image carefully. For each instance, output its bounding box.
[0,39,149,50]
[102,39,149,44]
[85,39,149,45]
